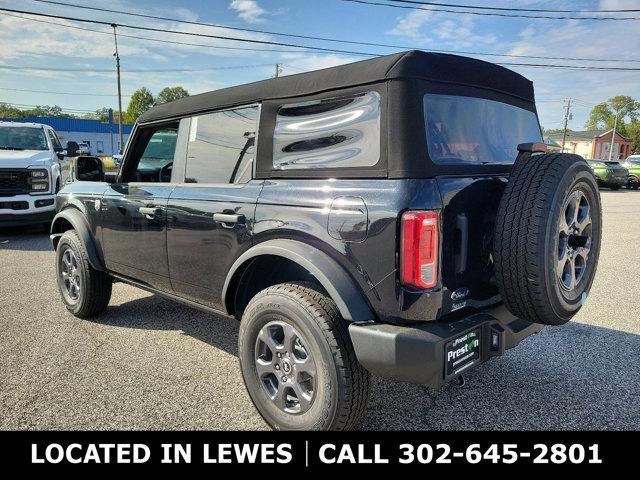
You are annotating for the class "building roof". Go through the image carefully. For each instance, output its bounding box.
[140,50,535,123]
[0,116,133,134]
[547,129,630,142]
[544,137,561,148]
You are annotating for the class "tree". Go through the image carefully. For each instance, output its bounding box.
[0,103,24,118]
[586,95,639,131]
[155,86,189,105]
[586,96,640,154]
[126,87,154,122]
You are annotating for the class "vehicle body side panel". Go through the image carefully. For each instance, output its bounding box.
[100,183,174,291]
[253,178,442,324]
[166,181,263,310]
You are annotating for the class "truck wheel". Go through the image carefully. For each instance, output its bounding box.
[493,153,602,326]
[55,230,112,318]
[238,282,370,431]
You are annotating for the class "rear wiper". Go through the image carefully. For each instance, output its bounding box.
[0,146,25,150]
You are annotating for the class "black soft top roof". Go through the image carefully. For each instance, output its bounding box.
[139,50,534,123]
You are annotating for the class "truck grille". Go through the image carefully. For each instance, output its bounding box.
[0,169,29,197]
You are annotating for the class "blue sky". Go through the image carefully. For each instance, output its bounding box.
[0,0,639,129]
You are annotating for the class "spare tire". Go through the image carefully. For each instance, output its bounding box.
[493,153,601,326]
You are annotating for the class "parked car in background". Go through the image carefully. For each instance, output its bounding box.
[0,121,77,229]
[587,159,629,190]
[623,155,640,189]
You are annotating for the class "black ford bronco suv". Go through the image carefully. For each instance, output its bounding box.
[50,51,601,431]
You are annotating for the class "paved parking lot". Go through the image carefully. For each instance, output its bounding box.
[1,190,639,430]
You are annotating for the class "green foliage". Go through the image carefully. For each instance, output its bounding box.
[586,96,640,155]
[126,87,155,122]
[542,127,569,136]
[125,85,190,121]
[586,96,639,130]
[155,86,189,105]
[0,103,74,119]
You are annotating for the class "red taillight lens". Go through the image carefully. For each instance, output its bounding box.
[400,210,439,290]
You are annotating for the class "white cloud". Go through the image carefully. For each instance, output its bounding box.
[387,10,496,48]
[277,53,360,75]
[229,0,267,24]
[503,17,640,129]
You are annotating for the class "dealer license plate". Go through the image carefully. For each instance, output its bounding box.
[445,328,481,377]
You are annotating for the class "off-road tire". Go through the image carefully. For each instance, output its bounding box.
[238,282,370,431]
[493,153,601,326]
[55,230,112,318]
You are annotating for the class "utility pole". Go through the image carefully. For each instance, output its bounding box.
[608,111,619,161]
[112,24,124,154]
[561,98,572,154]
[274,63,282,78]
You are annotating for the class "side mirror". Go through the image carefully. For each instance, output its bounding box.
[75,156,104,182]
[66,141,79,157]
[56,150,67,161]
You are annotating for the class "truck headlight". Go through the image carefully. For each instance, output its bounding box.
[28,169,50,194]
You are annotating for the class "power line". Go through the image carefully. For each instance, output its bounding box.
[19,1,640,62]
[0,6,378,57]
[341,0,640,21]
[0,64,274,73]
[0,12,325,56]
[0,86,132,96]
[498,62,640,72]
[2,7,640,73]
[0,101,95,113]
[384,0,640,14]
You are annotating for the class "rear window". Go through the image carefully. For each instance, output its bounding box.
[273,91,380,170]
[424,94,542,165]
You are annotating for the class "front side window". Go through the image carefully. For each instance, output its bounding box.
[0,126,48,151]
[185,105,259,184]
[424,94,542,165]
[127,125,179,183]
[273,91,380,170]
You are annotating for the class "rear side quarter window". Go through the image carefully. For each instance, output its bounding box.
[424,93,542,165]
[273,91,380,170]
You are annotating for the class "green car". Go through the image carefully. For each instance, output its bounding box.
[623,155,640,190]
[587,159,629,190]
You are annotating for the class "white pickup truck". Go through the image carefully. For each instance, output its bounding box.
[0,121,76,229]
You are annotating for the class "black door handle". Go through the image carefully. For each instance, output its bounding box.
[213,213,245,225]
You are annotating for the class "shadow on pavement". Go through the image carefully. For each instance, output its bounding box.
[0,227,51,252]
[90,293,640,430]
[91,293,240,357]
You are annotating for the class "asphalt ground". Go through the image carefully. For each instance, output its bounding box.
[1,190,638,430]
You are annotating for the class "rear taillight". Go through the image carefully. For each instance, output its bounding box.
[400,210,439,290]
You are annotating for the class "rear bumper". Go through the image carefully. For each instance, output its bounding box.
[348,304,543,388]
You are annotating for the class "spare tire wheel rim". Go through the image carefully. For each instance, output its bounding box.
[61,248,81,302]
[557,189,592,293]
[254,320,316,414]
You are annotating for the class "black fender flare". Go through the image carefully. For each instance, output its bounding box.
[50,208,105,271]
[222,239,374,322]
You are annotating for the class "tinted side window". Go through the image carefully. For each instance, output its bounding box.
[273,91,380,170]
[47,129,62,150]
[185,105,259,184]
